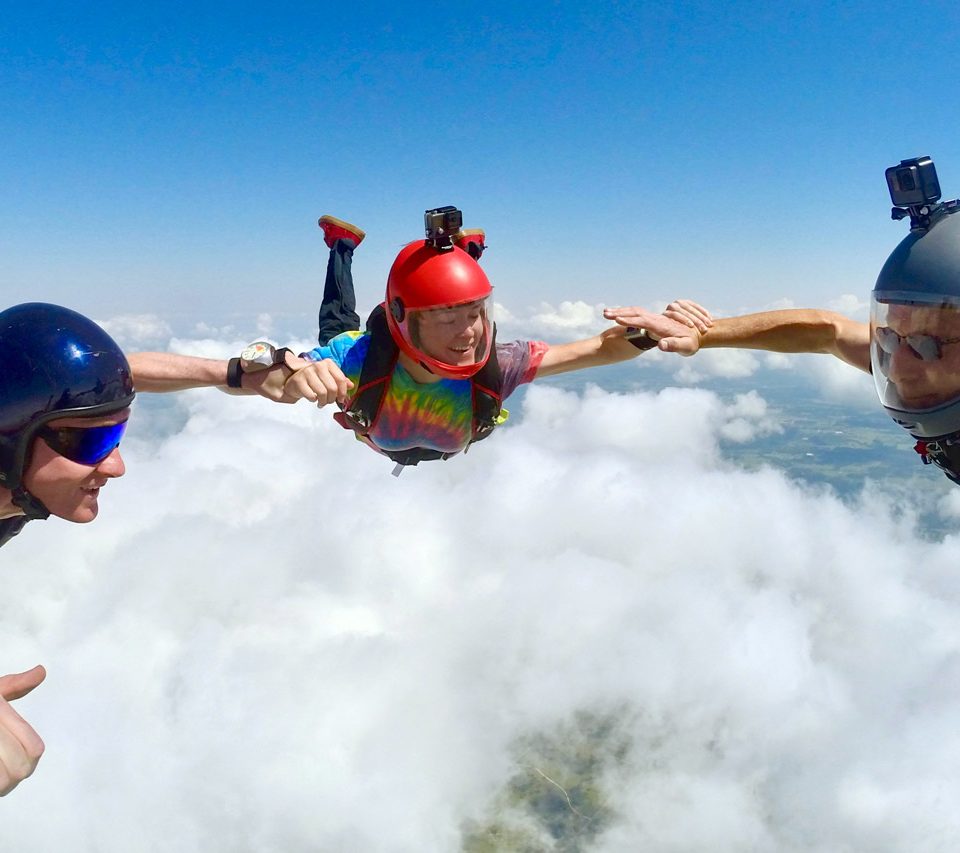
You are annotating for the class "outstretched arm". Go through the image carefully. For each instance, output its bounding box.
[128,353,237,393]
[128,352,353,404]
[604,306,872,373]
[701,310,871,372]
[536,301,712,379]
[0,666,46,796]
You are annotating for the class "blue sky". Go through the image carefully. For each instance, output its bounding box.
[4,2,960,323]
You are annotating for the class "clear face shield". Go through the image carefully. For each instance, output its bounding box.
[397,296,494,378]
[870,294,960,441]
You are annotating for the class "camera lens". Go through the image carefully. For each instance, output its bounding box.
[897,168,917,191]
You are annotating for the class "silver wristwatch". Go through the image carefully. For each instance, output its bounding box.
[227,342,293,387]
[240,341,291,372]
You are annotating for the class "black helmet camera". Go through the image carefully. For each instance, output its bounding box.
[423,206,463,252]
[886,156,960,231]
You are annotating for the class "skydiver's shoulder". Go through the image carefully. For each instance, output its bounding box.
[495,339,549,392]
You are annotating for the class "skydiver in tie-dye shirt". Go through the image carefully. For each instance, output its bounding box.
[282,213,712,470]
[127,212,712,471]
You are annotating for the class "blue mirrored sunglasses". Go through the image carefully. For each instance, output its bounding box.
[875,326,960,362]
[36,420,128,465]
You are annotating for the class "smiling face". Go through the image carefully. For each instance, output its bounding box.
[413,301,487,367]
[393,296,494,380]
[20,410,129,523]
[872,302,960,409]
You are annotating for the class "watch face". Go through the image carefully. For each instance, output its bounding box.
[241,342,272,363]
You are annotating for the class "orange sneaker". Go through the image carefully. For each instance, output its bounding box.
[455,228,486,260]
[318,215,365,249]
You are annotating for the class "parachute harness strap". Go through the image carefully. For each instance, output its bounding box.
[467,322,503,448]
[914,434,960,483]
[334,304,398,436]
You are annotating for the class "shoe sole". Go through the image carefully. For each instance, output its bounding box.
[318,215,366,241]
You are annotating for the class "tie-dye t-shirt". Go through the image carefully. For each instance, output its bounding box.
[302,333,548,455]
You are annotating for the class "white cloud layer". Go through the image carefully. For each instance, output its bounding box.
[495,299,607,342]
[97,314,174,351]
[826,292,870,321]
[659,342,876,412]
[2,330,959,852]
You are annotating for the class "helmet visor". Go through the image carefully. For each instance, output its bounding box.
[871,295,960,414]
[398,296,494,377]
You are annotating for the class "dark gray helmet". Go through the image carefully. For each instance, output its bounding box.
[871,209,960,480]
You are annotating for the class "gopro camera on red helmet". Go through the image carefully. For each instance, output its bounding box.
[423,206,463,251]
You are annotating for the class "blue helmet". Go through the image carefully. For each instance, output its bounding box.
[0,303,135,516]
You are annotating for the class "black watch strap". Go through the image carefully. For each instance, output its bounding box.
[625,328,659,351]
[226,357,244,388]
[273,347,294,366]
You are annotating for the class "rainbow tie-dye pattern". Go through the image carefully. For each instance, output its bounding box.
[302,332,544,455]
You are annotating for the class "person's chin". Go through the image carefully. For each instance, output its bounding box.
[69,493,101,523]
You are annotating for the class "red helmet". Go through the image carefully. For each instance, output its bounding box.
[385,240,494,379]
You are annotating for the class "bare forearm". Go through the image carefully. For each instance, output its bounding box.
[700,310,871,372]
[535,327,639,378]
[129,352,234,393]
[702,310,841,352]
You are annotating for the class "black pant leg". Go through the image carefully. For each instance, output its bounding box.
[317,239,361,346]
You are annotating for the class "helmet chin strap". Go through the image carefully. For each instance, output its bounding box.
[11,485,51,521]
